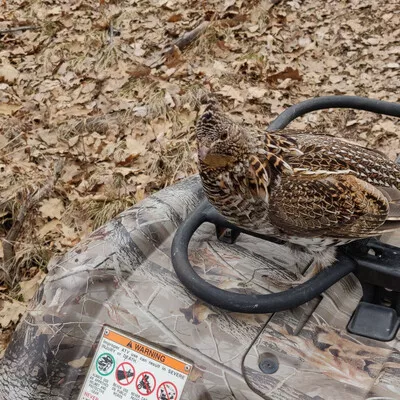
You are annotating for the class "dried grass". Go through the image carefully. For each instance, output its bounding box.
[151,135,197,187]
[81,197,135,230]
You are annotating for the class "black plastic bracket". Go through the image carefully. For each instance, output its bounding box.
[216,226,241,244]
[342,239,400,341]
[171,95,400,341]
[348,303,399,341]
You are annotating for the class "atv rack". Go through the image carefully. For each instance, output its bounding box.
[172,96,400,342]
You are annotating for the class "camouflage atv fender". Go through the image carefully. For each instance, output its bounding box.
[0,176,399,400]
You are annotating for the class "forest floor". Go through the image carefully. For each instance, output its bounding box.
[0,0,399,354]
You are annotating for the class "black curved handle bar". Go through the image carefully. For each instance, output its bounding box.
[268,95,400,131]
[171,96,400,313]
[172,200,357,313]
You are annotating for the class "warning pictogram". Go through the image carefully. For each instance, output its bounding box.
[136,371,156,396]
[115,361,135,386]
[157,381,178,400]
[96,352,115,376]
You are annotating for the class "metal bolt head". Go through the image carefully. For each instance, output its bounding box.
[258,352,279,374]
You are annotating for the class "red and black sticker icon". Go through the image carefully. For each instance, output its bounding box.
[115,362,135,386]
[157,381,178,400]
[136,371,156,396]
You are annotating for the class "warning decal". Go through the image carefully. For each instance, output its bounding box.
[136,371,156,396]
[157,381,178,400]
[116,362,135,386]
[78,326,192,400]
[96,353,115,376]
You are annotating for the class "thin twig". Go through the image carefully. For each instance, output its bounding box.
[162,20,210,55]
[0,26,39,35]
[1,159,64,285]
[1,145,30,158]
[147,20,210,68]
[108,22,114,45]
[0,293,25,304]
[0,132,24,152]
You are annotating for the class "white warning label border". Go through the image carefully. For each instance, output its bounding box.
[78,326,193,400]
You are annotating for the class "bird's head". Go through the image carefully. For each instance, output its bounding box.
[196,101,249,169]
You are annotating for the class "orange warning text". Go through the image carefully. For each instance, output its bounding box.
[105,330,191,375]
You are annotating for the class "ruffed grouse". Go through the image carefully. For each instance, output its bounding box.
[196,100,400,285]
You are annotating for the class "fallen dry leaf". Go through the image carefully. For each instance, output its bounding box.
[165,45,184,68]
[127,65,151,78]
[0,299,26,328]
[167,14,182,23]
[267,67,302,83]
[69,356,90,369]
[0,103,21,115]
[38,129,58,146]
[247,86,268,99]
[39,219,63,238]
[0,64,19,84]
[126,137,147,155]
[180,301,217,325]
[18,270,46,302]
[217,85,244,103]
[39,198,65,220]
[188,366,204,383]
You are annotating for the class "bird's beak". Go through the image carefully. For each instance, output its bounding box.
[198,146,210,161]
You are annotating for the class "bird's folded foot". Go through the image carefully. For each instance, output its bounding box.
[266,261,324,289]
[265,272,305,289]
[287,261,324,288]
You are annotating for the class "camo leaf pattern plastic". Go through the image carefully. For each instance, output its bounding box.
[0,176,399,400]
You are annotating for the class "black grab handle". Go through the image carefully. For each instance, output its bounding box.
[171,200,357,313]
[268,95,400,131]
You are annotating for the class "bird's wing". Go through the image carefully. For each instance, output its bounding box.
[269,172,400,238]
[271,129,390,159]
[282,133,400,188]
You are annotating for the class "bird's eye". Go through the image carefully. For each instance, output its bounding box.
[220,132,228,140]
[202,112,212,120]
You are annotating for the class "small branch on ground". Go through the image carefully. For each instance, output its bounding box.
[162,20,210,55]
[147,20,210,67]
[108,22,114,45]
[1,160,64,286]
[0,26,39,35]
